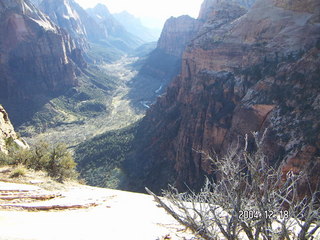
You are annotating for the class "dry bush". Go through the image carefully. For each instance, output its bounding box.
[147,132,320,240]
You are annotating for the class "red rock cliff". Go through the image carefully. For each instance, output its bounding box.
[124,0,320,193]
[157,15,201,57]
[0,0,81,123]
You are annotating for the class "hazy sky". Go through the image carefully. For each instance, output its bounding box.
[74,0,203,29]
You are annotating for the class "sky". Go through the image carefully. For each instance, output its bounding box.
[74,0,203,29]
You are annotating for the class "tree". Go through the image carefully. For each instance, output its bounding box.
[46,143,77,182]
[0,140,78,182]
[147,132,320,240]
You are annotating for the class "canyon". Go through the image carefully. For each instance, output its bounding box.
[122,0,320,193]
[0,0,319,199]
[0,0,320,238]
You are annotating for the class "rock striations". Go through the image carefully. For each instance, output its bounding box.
[124,0,320,193]
[39,0,90,50]
[157,15,201,58]
[198,0,255,20]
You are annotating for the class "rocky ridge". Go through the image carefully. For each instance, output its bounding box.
[123,0,320,192]
[0,105,28,154]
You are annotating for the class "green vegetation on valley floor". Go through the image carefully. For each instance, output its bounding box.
[19,56,145,149]
[74,123,138,189]
[11,42,162,190]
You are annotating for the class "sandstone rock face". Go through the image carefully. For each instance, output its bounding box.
[157,15,201,57]
[198,0,256,20]
[39,0,106,50]
[124,0,320,193]
[39,0,88,49]
[273,0,320,14]
[0,0,80,123]
[128,15,201,108]
[0,105,28,154]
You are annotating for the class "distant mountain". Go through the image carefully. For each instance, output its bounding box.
[113,11,160,42]
[87,4,144,53]
[0,0,83,124]
[38,1,145,61]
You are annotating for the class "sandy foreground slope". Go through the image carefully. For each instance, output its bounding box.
[0,181,196,240]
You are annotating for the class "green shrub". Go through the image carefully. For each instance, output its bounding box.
[11,149,33,165]
[1,141,78,182]
[27,141,50,171]
[5,136,14,148]
[10,165,27,178]
[0,152,12,166]
[46,143,78,182]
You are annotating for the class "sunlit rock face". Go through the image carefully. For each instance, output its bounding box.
[39,0,88,50]
[123,0,320,193]
[273,0,320,13]
[0,0,81,123]
[157,15,201,57]
[0,105,28,154]
[198,0,256,21]
[39,0,106,50]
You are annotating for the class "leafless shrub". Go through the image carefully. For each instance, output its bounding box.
[146,131,320,240]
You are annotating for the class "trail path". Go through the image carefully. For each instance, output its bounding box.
[0,181,196,240]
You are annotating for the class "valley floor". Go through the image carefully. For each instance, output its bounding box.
[0,181,196,240]
[25,56,144,149]
[0,53,197,240]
